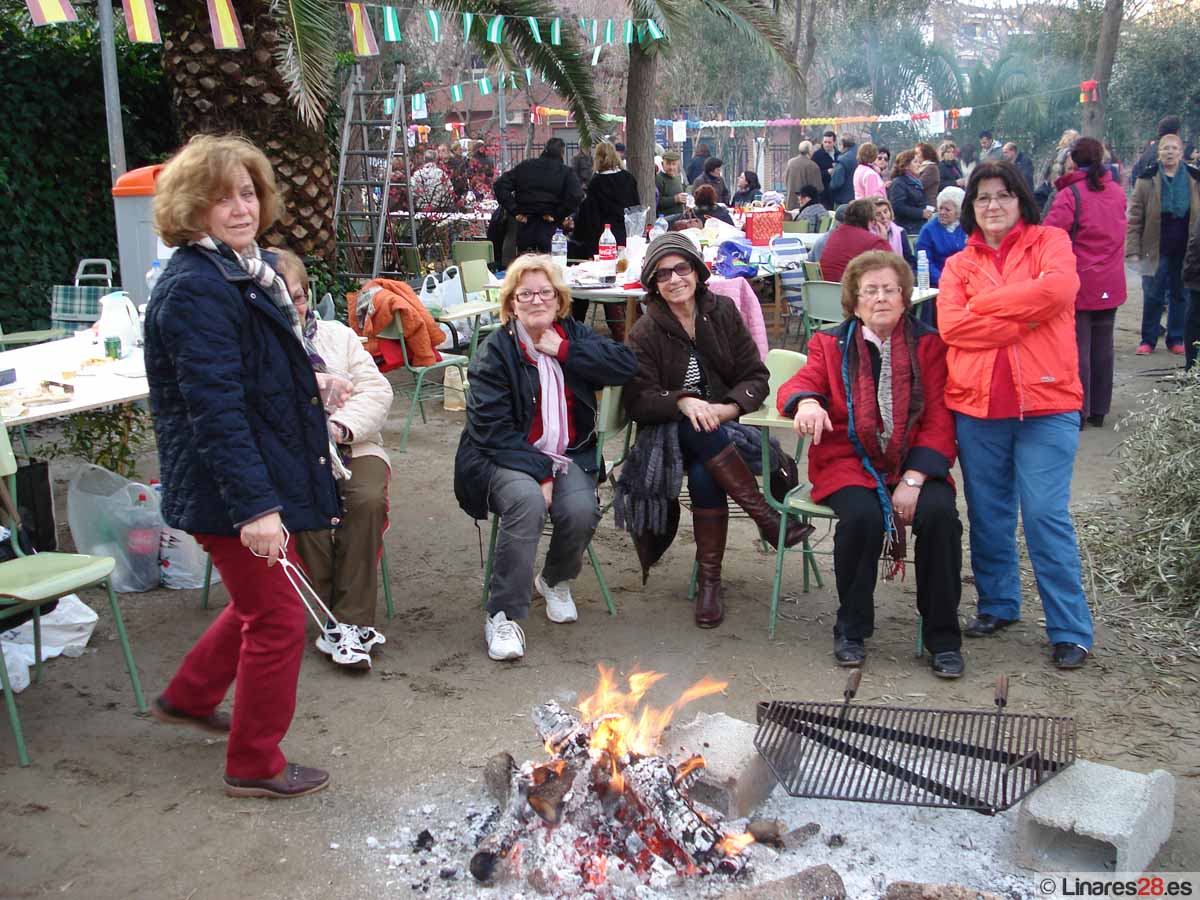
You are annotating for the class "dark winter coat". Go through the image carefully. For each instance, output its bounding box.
[143,245,341,536]
[493,152,584,221]
[573,169,641,257]
[453,318,637,521]
[690,171,731,206]
[889,174,929,236]
[1012,151,1035,192]
[828,144,858,206]
[624,289,769,426]
[686,153,708,184]
[812,147,837,205]
[938,159,964,193]
[777,316,957,503]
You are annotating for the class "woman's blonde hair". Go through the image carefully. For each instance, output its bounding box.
[154,133,280,247]
[271,247,307,287]
[938,140,958,157]
[498,254,572,323]
[840,251,914,319]
[593,141,622,173]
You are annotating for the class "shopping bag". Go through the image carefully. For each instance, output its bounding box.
[160,527,217,590]
[714,238,758,279]
[67,466,163,593]
[744,207,786,246]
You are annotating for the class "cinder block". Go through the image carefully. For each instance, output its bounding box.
[660,712,776,819]
[1016,760,1175,872]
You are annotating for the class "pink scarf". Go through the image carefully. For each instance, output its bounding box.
[514,319,571,476]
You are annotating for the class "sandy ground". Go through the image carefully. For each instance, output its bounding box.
[1,287,1197,900]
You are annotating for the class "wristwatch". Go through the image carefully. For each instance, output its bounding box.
[902,476,923,489]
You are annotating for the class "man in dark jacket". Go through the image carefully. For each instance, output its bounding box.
[655,151,688,218]
[493,137,583,254]
[827,135,858,207]
[1003,142,1035,192]
[812,130,839,208]
[691,157,731,206]
[686,142,712,184]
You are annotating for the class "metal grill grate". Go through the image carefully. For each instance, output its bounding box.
[754,674,1075,815]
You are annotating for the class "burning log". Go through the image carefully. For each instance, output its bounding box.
[527,760,577,825]
[469,762,534,883]
[531,700,593,762]
[624,755,748,875]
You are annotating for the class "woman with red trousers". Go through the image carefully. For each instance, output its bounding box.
[144,135,344,798]
[1042,137,1127,427]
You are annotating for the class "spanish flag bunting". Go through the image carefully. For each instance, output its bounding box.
[206,0,244,50]
[646,19,664,40]
[461,12,472,36]
[604,19,614,44]
[426,9,441,42]
[485,15,504,44]
[118,0,159,42]
[382,6,402,42]
[26,0,76,26]
[450,84,463,103]
[345,3,379,57]
[527,16,542,43]
[549,18,561,45]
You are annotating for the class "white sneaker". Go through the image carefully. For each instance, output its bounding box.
[315,623,372,669]
[536,574,578,623]
[484,611,526,661]
[355,625,386,653]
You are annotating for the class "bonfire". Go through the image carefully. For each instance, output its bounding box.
[470,667,755,893]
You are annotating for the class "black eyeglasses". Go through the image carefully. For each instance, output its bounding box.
[653,261,694,284]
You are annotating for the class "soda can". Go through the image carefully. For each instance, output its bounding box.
[104,336,122,359]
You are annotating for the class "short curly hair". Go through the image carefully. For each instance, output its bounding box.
[497,254,572,324]
[840,250,914,319]
[154,133,280,248]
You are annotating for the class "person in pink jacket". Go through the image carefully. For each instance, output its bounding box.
[853,143,887,200]
[1042,137,1128,428]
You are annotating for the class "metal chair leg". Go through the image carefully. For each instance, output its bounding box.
[0,640,29,766]
[480,515,500,609]
[687,559,698,603]
[31,607,42,684]
[106,580,147,713]
[200,554,212,609]
[379,544,394,619]
[586,542,616,615]
[915,615,925,657]
[769,516,791,639]
[398,378,422,453]
[414,372,428,424]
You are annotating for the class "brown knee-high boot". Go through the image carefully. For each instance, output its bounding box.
[704,444,814,549]
[692,508,728,628]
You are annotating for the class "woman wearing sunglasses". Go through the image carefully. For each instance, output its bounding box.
[454,254,637,662]
[623,234,812,628]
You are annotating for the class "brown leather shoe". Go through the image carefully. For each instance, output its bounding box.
[693,508,728,628]
[704,444,814,549]
[224,763,330,799]
[151,695,231,735]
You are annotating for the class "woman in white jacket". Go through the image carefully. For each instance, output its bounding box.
[276,250,394,670]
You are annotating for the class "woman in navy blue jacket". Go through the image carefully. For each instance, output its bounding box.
[144,135,340,800]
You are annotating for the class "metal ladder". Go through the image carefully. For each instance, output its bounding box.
[333,64,418,280]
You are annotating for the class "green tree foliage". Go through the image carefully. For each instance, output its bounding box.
[0,15,177,331]
[1109,8,1200,149]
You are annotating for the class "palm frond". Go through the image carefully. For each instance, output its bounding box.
[693,0,801,79]
[271,0,339,131]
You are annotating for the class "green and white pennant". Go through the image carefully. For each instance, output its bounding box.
[425,9,440,42]
[604,18,614,44]
[646,19,664,39]
[462,12,473,36]
[450,84,463,103]
[486,15,504,43]
[623,19,633,44]
[550,17,561,44]
[527,16,542,43]
[383,6,401,42]
[477,76,492,96]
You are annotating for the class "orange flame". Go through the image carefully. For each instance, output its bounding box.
[717,832,755,856]
[575,666,727,761]
[674,754,706,785]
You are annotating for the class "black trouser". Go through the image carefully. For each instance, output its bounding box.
[515,216,559,254]
[824,481,963,653]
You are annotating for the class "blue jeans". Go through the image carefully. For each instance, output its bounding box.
[677,420,732,509]
[955,413,1093,649]
[1140,254,1186,348]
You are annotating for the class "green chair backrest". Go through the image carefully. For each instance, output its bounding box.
[907,233,918,255]
[401,246,422,276]
[594,384,631,472]
[762,349,807,415]
[452,240,495,265]
[801,280,845,325]
[460,258,491,295]
[782,220,811,234]
[0,420,16,479]
[818,212,835,233]
[803,261,823,280]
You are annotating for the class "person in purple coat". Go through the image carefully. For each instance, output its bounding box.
[1042,137,1128,428]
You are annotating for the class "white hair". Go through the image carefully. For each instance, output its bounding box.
[936,186,965,212]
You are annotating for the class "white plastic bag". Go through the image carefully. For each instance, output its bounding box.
[439,265,466,308]
[160,527,216,590]
[1,594,97,693]
[67,466,163,593]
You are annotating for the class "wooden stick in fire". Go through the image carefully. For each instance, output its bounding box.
[469,763,535,882]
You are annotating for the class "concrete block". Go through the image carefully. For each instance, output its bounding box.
[883,883,1005,900]
[1016,760,1175,872]
[659,712,777,819]
[726,864,846,900]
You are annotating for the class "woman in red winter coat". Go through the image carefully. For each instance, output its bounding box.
[777,251,963,677]
[1042,137,1128,427]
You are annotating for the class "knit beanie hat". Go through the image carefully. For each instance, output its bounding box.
[640,232,708,291]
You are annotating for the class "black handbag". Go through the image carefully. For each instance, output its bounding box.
[14,461,57,552]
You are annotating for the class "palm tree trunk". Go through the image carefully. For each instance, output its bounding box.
[158,1,335,261]
[1082,0,1123,140]
[626,42,660,216]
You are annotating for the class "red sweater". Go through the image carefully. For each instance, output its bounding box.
[818,226,891,282]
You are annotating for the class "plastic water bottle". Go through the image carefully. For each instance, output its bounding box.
[649,217,668,242]
[916,250,930,291]
[598,224,618,275]
[551,229,568,274]
[145,259,162,299]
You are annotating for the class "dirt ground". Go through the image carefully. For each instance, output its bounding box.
[1,287,1197,900]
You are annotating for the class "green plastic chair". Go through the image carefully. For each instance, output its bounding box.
[0,422,147,766]
[802,260,823,281]
[0,322,70,351]
[200,543,394,619]
[818,212,836,233]
[375,315,468,453]
[782,220,813,235]
[479,385,631,616]
[799,280,844,350]
[906,233,918,256]
[451,240,494,266]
